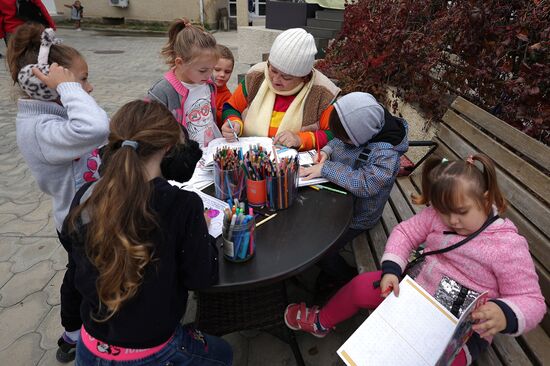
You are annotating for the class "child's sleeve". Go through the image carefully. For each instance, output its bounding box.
[221,79,248,134]
[490,235,545,335]
[36,82,109,165]
[216,88,232,127]
[296,105,335,151]
[380,207,437,272]
[321,148,399,198]
[177,193,219,290]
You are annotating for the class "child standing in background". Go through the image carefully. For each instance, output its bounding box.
[286,154,545,365]
[301,92,408,288]
[7,23,109,362]
[64,1,83,31]
[213,44,234,126]
[148,18,222,149]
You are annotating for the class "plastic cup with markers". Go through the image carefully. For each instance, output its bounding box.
[222,206,256,262]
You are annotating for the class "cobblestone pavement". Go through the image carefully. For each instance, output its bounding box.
[0,29,361,365]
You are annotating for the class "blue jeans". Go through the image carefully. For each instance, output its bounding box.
[75,324,233,366]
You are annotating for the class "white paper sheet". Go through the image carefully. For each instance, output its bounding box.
[337,276,458,366]
[168,182,229,238]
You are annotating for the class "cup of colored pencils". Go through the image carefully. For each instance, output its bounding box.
[266,155,299,210]
[213,147,245,203]
[222,204,256,262]
[242,145,270,207]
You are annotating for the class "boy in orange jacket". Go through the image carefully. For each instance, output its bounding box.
[213,44,234,126]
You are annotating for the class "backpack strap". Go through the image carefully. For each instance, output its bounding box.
[354,145,371,169]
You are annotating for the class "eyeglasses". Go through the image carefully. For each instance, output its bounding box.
[267,62,298,82]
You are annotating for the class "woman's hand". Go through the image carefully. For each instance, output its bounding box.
[32,63,77,89]
[471,302,507,339]
[380,274,400,298]
[300,162,324,180]
[273,130,301,148]
[221,120,241,141]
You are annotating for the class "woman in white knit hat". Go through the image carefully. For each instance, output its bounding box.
[220,28,340,151]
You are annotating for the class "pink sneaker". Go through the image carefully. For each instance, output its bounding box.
[284,303,329,338]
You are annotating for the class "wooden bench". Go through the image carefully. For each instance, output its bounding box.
[352,96,550,365]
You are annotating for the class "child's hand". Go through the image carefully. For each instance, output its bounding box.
[315,151,329,164]
[32,63,78,89]
[380,274,400,297]
[203,209,212,227]
[471,302,507,339]
[300,162,324,180]
[273,131,301,148]
[221,120,241,141]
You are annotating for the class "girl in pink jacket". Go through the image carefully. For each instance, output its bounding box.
[285,154,545,366]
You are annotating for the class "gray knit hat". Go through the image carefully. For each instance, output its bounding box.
[268,28,317,77]
[334,92,385,146]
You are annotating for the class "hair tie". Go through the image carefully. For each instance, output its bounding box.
[466,155,475,165]
[17,28,62,101]
[121,140,139,150]
[441,158,449,164]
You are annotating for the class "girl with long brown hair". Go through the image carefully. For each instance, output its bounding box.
[60,100,233,366]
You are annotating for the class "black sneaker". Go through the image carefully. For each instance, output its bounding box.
[56,335,77,363]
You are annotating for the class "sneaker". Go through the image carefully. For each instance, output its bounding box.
[284,303,329,338]
[56,334,77,363]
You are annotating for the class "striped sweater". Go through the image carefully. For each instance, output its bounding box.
[222,62,340,151]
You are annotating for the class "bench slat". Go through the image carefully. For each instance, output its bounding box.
[492,334,532,366]
[366,221,387,266]
[474,346,504,366]
[351,232,378,274]
[451,97,550,171]
[381,202,399,232]
[395,177,424,214]
[519,326,550,366]
[389,185,415,222]
[437,124,550,240]
[442,109,550,205]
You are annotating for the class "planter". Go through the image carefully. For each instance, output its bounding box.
[266,0,319,30]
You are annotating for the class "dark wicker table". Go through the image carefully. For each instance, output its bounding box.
[195,186,353,366]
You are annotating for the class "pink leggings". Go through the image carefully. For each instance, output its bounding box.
[318,271,468,366]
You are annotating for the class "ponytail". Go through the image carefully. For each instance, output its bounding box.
[412,157,442,205]
[161,18,218,67]
[7,22,81,84]
[68,100,181,321]
[472,154,507,214]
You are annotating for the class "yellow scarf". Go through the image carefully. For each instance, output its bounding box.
[243,66,315,137]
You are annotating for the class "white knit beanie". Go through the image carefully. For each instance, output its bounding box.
[268,28,317,77]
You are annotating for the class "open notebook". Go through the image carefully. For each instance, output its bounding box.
[337,276,487,366]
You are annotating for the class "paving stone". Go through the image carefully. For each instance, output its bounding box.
[0,213,18,226]
[11,238,59,273]
[37,348,64,366]
[223,332,249,366]
[44,270,65,306]
[0,332,45,366]
[0,261,55,307]
[0,237,19,261]
[0,261,14,288]
[0,200,39,216]
[0,292,50,351]
[37,305,63,350]
[20,198,55,223]
[50,245,68,271]
[247,332,296,366]
[0,216,50,237]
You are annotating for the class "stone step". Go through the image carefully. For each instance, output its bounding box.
[315,9,344,21]
[302,26,339,39]
[306,18,343,30]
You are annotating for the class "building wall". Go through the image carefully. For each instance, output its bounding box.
[54,0,226,26]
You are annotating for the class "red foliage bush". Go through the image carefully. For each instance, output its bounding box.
[317,0,549,145]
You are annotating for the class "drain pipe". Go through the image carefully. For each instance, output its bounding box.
[199,0,205,25]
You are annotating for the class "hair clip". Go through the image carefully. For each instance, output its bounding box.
[466,155,475,165]
[441,158,449,164]
[121,140,139,150]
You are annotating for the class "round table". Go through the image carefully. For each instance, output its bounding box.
[195,186,353,366]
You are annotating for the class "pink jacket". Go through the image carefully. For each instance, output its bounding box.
[381,206,545,336]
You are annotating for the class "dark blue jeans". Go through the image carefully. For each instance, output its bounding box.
[75,324,233,366]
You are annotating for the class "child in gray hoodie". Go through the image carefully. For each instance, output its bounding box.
[301,92,409,288]
[8,23,109,362]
